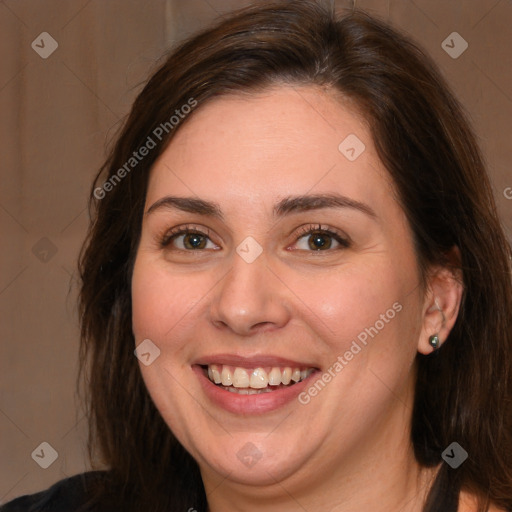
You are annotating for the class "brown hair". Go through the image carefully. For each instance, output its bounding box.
[78,2,512,511]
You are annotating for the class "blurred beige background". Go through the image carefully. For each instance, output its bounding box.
[1,0,511,503]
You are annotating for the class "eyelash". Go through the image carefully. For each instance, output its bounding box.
[159,224,214,249]
[293,224,351,251]
[159,224,350,252]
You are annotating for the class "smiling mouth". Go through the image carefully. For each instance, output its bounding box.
[200,364,316,395]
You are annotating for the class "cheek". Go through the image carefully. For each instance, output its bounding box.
[292,261,409,344]
[289,257,422,398]
[130,255,211,442]
[131,255,209,345]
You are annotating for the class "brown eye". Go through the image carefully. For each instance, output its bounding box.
[292,225,350,252]
[161,228,218,251]
[307,231,333,250]
[181,233,208,249]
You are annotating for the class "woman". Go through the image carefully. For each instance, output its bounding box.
[3,1,511,511]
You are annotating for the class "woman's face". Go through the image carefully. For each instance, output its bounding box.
[132,86,429,492]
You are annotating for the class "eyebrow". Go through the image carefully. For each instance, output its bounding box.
[146,193,376,219]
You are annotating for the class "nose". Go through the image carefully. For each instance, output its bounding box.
[209,252,292,336]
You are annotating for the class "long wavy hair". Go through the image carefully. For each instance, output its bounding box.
[78,2,512,511]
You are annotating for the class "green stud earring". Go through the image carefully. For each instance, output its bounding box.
[429,334,440,350]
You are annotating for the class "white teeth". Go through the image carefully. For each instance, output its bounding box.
[211,365,222,384]
[233,368,250,388]
[206,364,315,390]
[268,367,282,386]
[249,368,268,389]
[221,366,233,386]
[281,367,292,385]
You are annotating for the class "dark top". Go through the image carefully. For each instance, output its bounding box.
[3,472,510,512]
[0,472,109,512]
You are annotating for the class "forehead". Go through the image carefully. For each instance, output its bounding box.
[146,85,392,214]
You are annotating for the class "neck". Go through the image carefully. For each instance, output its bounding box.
[204,467,435,512]
[204,462,437,512]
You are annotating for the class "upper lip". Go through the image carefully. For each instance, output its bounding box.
[193,354,319,369]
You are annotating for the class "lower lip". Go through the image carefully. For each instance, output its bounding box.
[192,365,318,414]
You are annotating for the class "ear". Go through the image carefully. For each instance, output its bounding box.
[418,247,464,355]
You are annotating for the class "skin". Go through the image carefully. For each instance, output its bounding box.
[131,85,464,512]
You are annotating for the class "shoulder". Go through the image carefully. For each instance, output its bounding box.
[458,491,509,512]
[0,471,109,512]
